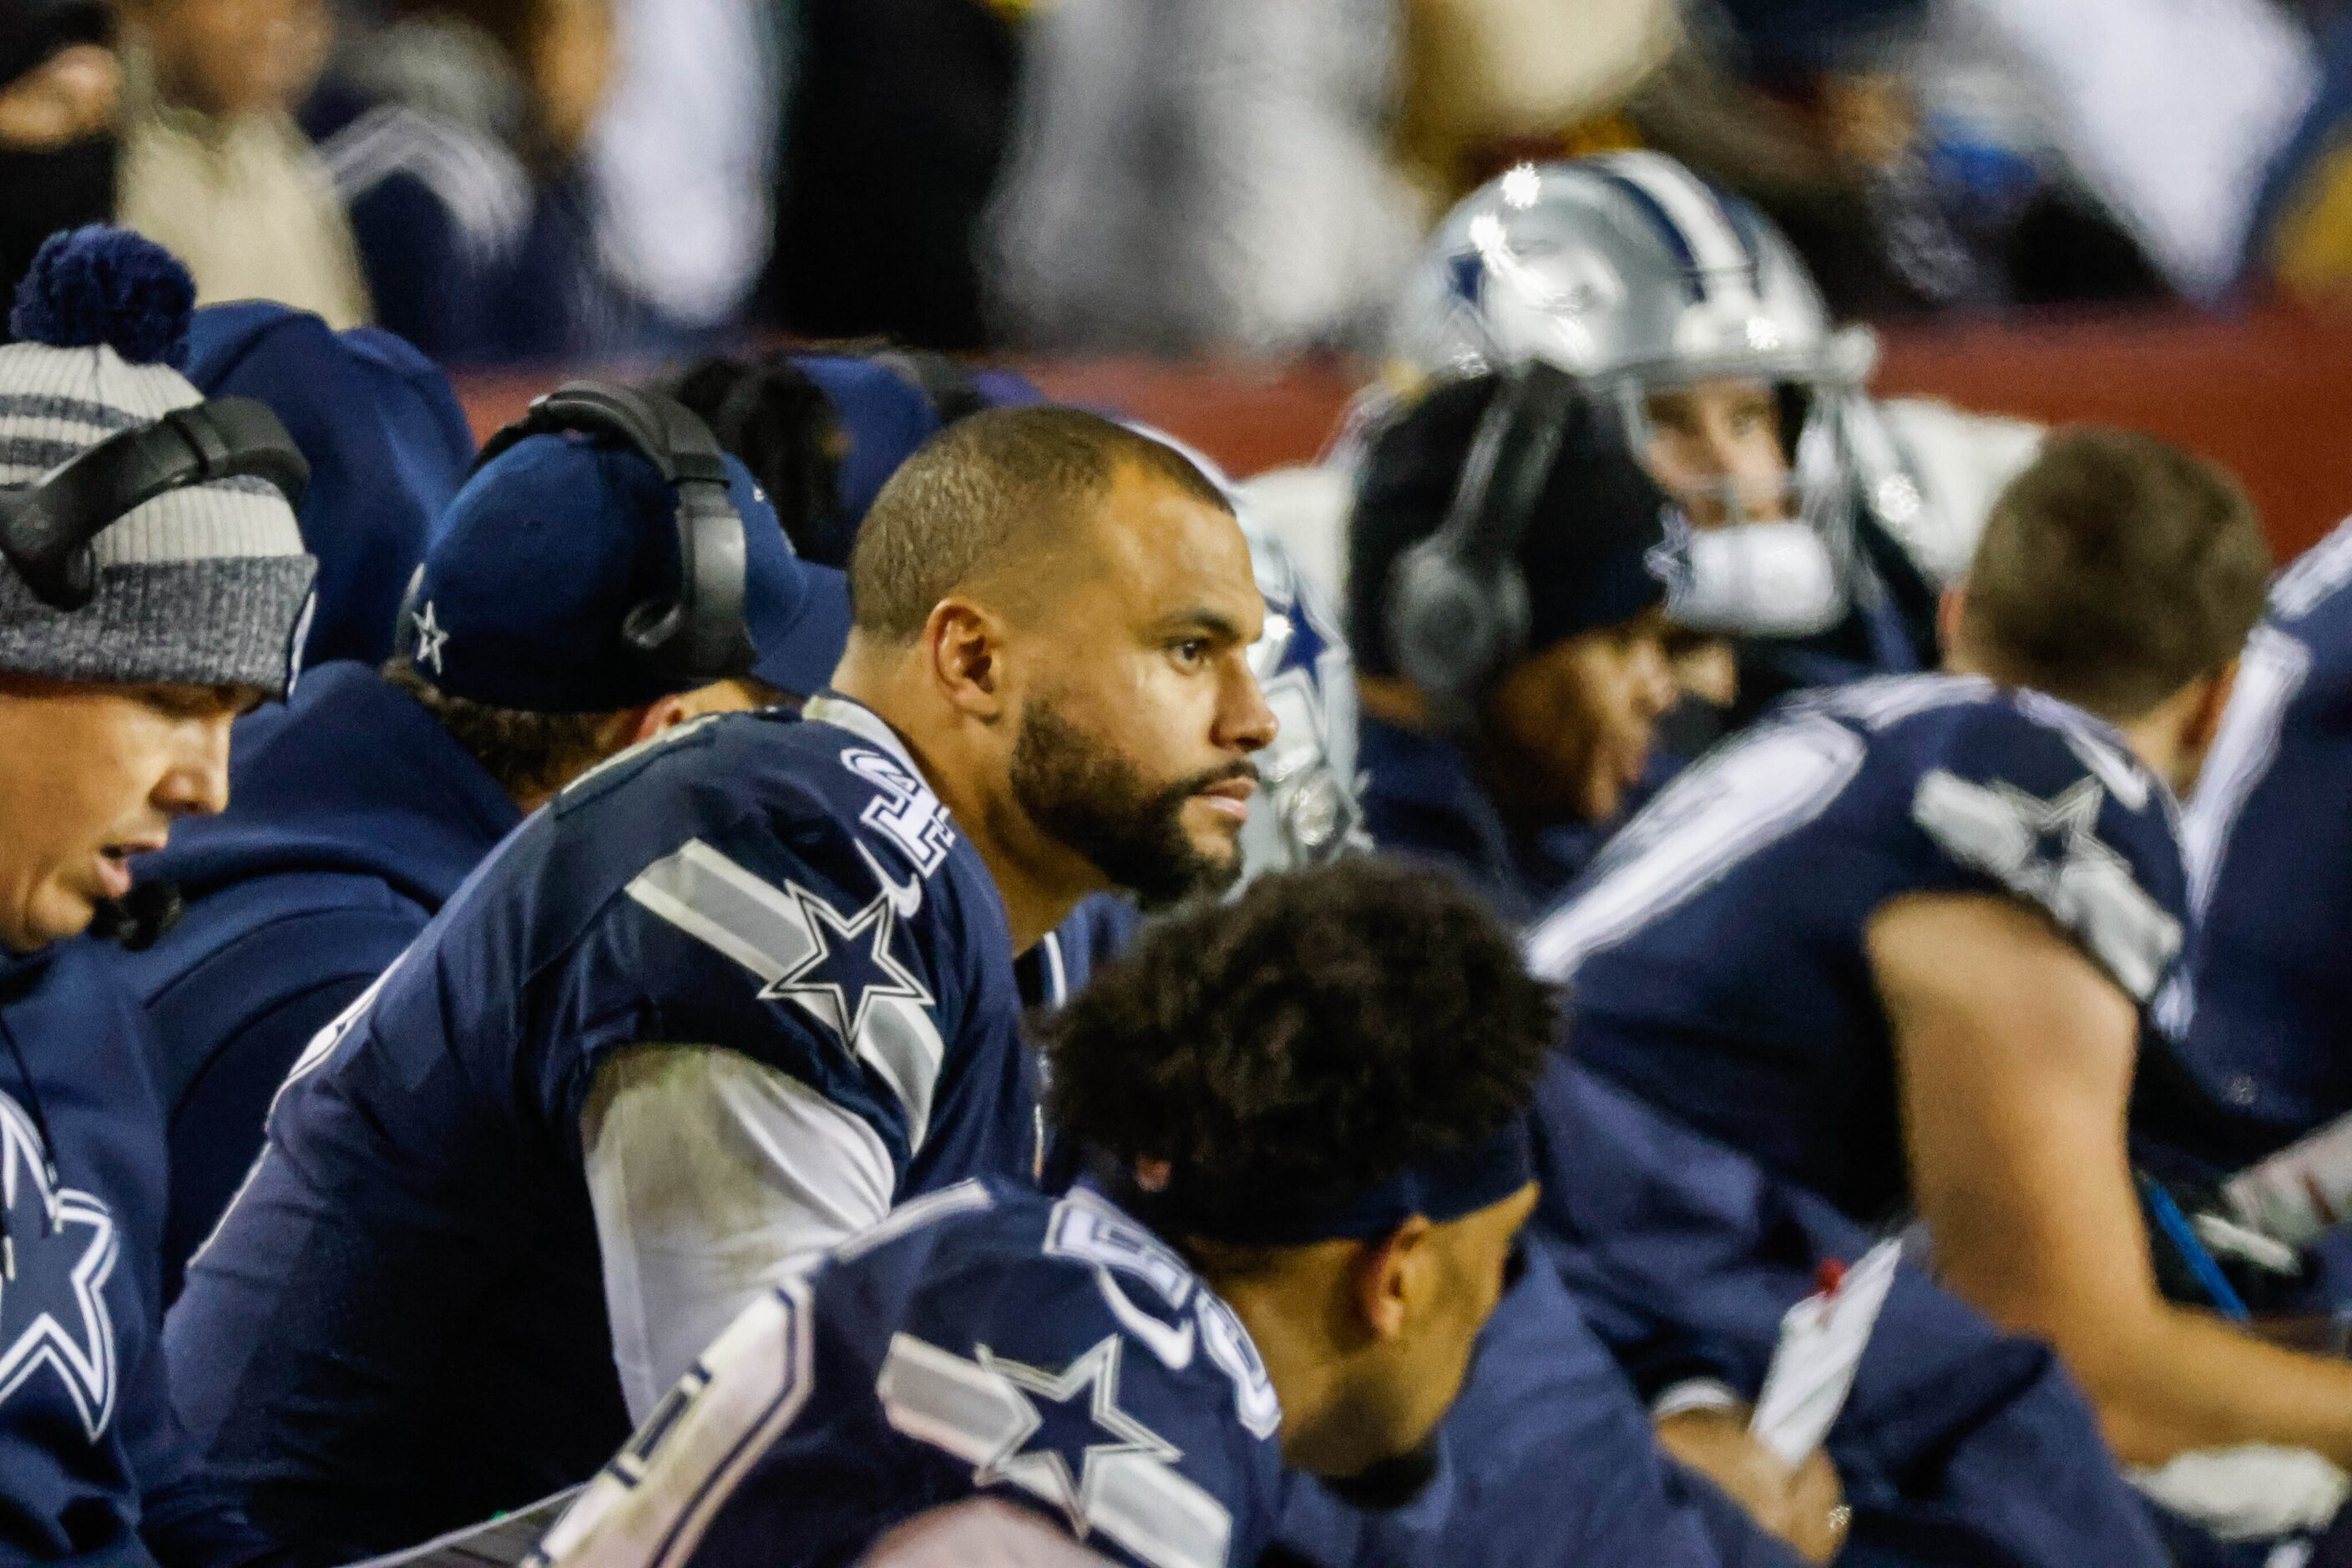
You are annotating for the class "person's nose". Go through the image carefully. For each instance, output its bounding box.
[155,713,235,818]
[1218,656,1280,756]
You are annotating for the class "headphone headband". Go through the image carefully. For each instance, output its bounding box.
[1383,363,1586,724]
[443,380,756,688]
[0,397,310,611]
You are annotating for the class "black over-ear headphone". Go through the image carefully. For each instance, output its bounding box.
[0,398,310,610]
[1382,361,1584,725]
[449,380,756,685]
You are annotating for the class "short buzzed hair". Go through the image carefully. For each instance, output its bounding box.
[1962,427,2271,721]
[847,407,1232,641]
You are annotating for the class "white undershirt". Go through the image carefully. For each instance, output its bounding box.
[582,1042,894,1420]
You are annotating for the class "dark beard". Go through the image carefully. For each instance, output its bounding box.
[1009,698,1251,909]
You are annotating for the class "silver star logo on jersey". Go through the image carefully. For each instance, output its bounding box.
[760,884,934,1044]
[974,1336,1182,1537]
[0,1092,117,1440]
[1912,770,2183,1002]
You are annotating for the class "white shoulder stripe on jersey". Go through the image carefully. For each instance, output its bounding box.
[834,1179,997,1264]
[1810,672,1993,731]
[2272,516,2352,620]
[529,1277,817,1568]
[1596,150,1755,291]
[876,1333,1041,1472]
[626,838,818,988]
[625,839,948,1151]
[2183,623,2314,918]
[1526,715,1868,980]
[878,1335,1233,1568]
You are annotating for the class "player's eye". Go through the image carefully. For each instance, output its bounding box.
[1172,639,1209,667]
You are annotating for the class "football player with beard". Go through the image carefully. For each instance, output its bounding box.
[165,407,1277,1563]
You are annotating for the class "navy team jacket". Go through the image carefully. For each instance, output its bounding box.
[99,661,520,1300]
[533,1180,1285,1568]
[165,698,1039,1562]
[0,945,271,1567]
[1535,672,2193,1225]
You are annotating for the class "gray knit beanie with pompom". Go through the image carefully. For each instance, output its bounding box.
[0,226,315,695]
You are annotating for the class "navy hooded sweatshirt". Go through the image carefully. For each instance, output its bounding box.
[0,943,271,1566]
[100,661,519,1298]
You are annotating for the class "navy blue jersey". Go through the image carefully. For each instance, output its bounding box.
[2180,520,2352,1146]
[167,698,1039,1560]
[531,1180,1284,1568]
[0,946,269,1568]
[1531,673,2189,1222]
[99,661,521,1302]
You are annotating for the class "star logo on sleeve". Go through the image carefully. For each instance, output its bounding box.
[2006,776,2112,888]
[975,1336,1182,1536]
[761,886,934,1044]
[1914,770,2183,1001]
[0,1093,117,1441]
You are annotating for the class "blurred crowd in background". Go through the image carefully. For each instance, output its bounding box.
[4,0,2351,367]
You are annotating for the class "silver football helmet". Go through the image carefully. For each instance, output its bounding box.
[1391,152,1901,601]
[1237,518,1366,881]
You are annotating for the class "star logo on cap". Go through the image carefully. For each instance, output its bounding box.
[412,601,449,675]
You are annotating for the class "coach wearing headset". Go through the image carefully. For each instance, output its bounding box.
[97,384,851,1301]
[0,227,315,1562]
[1349,365,1690,926]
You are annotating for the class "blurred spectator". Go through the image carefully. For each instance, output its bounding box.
[310,0,638,364]
[114,0,371,326]
[763,0,1024,349]
[1625,2,2174,316]
[1389,0,1680,203]
[2243,0,2352,301]
[585,0,779,333]
[0,1,119,315]
[989,0,1417,354]
[1917,0,2314,303]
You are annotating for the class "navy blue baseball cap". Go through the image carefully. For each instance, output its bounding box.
[403,429,852,712]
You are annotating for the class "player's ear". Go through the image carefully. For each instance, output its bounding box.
[1354,1215,1432,1342]
[925,597,1009,721]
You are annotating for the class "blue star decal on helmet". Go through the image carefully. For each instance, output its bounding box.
[762,883,935,1044]
[1446,250,1485,307]
[0,1092,118,1440]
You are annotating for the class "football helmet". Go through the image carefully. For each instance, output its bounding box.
[1389,152,1910,569]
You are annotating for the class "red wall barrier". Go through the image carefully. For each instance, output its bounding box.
[458,304,2352,564]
